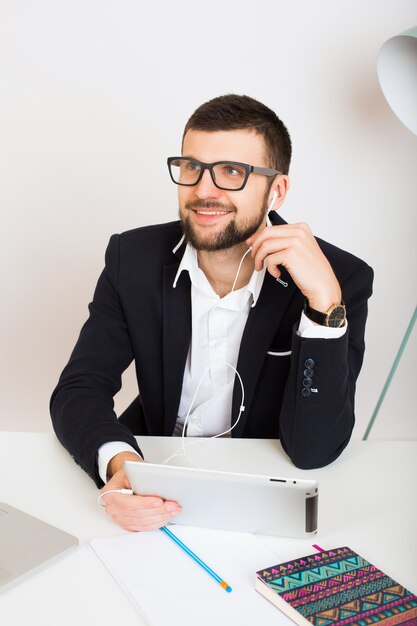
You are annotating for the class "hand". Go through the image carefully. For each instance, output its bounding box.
[247,222,341,312]
[99,459,182,532]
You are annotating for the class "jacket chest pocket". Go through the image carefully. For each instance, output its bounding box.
[254,350,292,400]
[267,349,292,357]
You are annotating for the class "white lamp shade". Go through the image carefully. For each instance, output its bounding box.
[377,26,417,135]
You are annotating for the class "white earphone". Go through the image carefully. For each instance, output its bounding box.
[268,190,278,212]
[266,189,288,288]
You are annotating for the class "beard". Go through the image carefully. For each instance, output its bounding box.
[180,196,269,252]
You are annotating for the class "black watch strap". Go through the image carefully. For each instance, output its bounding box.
[304,300,346,328]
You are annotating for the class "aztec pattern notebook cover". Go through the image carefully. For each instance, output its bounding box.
[256,546,417,626]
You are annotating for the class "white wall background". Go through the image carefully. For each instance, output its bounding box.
[0,0,416,439]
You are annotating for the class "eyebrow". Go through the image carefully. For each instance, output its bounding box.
[180,156,247,164]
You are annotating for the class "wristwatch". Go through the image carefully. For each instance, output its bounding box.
[304,300,346,328]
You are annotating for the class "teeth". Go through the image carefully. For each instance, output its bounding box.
[196,211,228,215]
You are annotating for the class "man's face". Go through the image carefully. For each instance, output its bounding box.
[178,129,271,251]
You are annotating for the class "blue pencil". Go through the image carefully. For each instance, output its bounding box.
[160,526,232,592]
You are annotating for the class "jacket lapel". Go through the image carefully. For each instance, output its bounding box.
[232,212,297,435]
[162,259,192,435]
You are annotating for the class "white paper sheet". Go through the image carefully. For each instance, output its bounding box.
[90,526,293,626]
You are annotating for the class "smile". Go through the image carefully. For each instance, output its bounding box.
[196,210,230,216]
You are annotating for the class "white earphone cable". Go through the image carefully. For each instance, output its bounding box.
[160,193,279,467]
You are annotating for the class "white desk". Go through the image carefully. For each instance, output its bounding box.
[0,433,416,625]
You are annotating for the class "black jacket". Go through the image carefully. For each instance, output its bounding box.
[50,212,373,486]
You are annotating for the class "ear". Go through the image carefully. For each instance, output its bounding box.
[268,175,290,210]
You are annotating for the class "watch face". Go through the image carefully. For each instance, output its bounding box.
[327,305,346,328]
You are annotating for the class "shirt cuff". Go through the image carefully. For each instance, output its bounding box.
[298,310,348,339]
[97,441,142,484]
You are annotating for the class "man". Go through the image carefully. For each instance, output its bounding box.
[51,94,373,532]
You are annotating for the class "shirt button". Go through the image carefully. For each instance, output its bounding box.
[301,387,311,397]
[304,358,315,369]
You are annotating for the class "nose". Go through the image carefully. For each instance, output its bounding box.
[194,168,222,200]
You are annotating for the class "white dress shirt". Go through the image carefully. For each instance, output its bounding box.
[98,236,347,483]
[171,243,265,438]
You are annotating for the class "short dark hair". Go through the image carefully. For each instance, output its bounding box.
[182,94,292,175]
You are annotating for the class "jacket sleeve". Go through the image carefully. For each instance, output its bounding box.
[278,261,374,469]
[50,234,142,487]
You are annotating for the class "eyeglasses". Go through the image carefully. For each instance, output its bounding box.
[167,157,281,191]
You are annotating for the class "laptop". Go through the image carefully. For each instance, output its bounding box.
[124,462,318,538]
[0,502,79,593]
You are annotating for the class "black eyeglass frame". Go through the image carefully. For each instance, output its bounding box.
[167,157,281,191]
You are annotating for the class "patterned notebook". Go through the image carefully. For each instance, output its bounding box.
[256,546,417,626]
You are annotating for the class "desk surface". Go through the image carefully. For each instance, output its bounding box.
[0,433,416,625]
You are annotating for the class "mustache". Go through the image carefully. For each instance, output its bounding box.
[185,200,236,212]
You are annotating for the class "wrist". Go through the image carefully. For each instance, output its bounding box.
[304,299,346,328]
[307,291,341,313]
[108,451,143,478]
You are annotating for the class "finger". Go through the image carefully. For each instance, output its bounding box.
[111,507,181,531]
[252,238,295,271]
[250,233,297,264]
[117,517,175,532]
[105,496,181,518]
[248,223,312,257]
[113,508,178,526]
[102,492,163,511]
[113,502,181,519]
[265,258,282,279]
[133,497,181,514]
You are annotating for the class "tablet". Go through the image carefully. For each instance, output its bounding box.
[0,502,79,593]
[124,462,318,538]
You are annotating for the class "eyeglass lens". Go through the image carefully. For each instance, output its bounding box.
[170,158,247,190]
